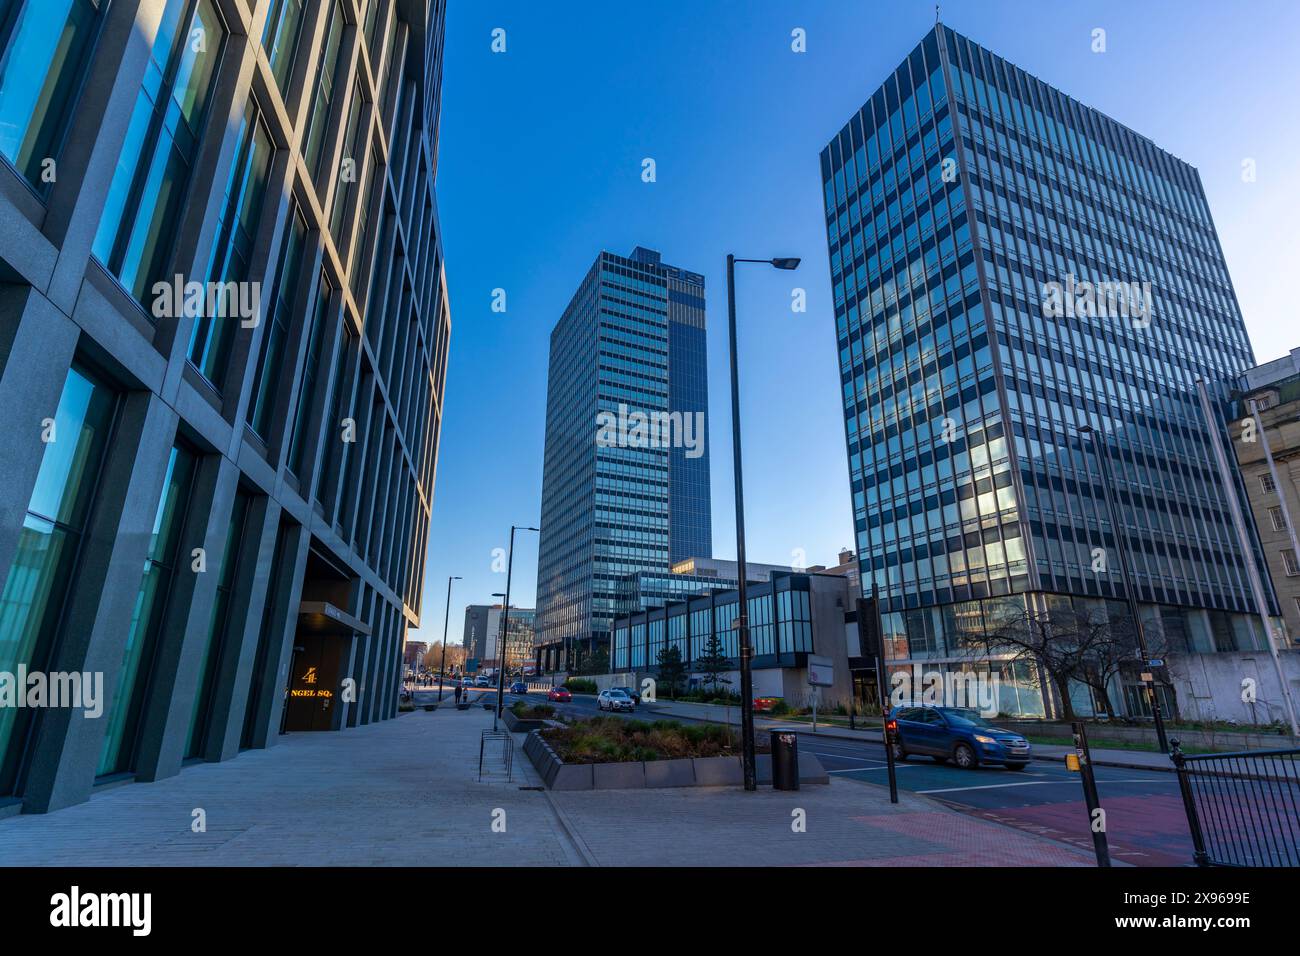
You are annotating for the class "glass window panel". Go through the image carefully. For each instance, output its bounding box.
[0,0,102,191]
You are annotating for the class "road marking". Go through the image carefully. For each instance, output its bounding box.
[918,777,1176,794]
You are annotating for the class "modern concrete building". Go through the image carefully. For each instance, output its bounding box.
[536,246,712,672]
[0,0,450,812]
[611,571,859,707]
[821,24,1271,721]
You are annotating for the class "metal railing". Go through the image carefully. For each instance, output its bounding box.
[1170,738,1300,866]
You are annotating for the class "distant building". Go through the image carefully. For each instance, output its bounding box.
[403,643,430,671]
[1236,349,1300,644]
[536,247,713,670]
[463,604,536,671]
[807,548,863,598]
[611,572,859,706]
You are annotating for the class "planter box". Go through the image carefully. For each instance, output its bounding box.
[691,756,744,787]
[455,702,471,711]
[521,731,828,790]
[643,757,697,788]
[503,709,548,733]
[593,761,646,790]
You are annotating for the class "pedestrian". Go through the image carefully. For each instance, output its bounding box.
[454,682,462,705]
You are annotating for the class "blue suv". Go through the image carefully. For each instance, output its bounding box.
[887,705,1032,770]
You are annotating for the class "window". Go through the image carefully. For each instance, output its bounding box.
[302,0,345,181]
[330,80,366,244]
[92,0,227,304]
[189,100,274,385]
[247,205,308,436]
[1260,474,1276,494]
[1284,550,1299,578]
[98,443,199,776]
[261,0,305,92]
[184,488,251,759]
[1270,506,1288,533]
[287,273,333,475]
[0,0,103,193]
[0,365,117,792]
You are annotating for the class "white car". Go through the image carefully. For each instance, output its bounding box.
[597,689,635,713]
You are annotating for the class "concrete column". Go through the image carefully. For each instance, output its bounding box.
[241,521,310,750]
[44,0,158,313]
[0,290,79,584]
[206,495,281,762]
[21,390,178,812]
[132,453,239,781]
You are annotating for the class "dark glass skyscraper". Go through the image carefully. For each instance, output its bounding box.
[821,25,1265,718]
[537,247,712,666]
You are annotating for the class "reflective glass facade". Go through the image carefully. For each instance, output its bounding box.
[821,26,1265,708]
[537,247,712,662]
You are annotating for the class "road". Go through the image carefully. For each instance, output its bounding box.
[538,690,1197,866]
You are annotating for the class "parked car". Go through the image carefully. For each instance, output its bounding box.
[474,675,491,687]
[611,686,640,706]
[547,686,572,703]
[598,689,635,713]
[509,681,528,695]
[887,705,1032,770]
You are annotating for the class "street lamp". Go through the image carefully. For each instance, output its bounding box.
[1079,424,1169,753]
[494,525,539,729]
[436,576,461,702]
[727,254,801,792]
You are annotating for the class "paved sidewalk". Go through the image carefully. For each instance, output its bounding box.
[0,704,1100,866]
[641,699,1180,771]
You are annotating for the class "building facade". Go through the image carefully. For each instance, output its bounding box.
[1237,349,1300,643]
[536,247,712,670]
[462,604,536,671]
[0,0,449,812]
[611,572,857,707]
[820,24,1271,720]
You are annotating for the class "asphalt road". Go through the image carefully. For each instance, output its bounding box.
[533,690,1198,866]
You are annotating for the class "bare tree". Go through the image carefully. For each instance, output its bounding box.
[978,601,1158,722]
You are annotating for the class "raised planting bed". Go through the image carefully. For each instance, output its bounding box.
[503,702,556,733]
[522,717,827,790]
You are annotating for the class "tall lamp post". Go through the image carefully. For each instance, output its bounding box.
[1079,424,1169,753]
[727,253,801,791]
[436,576,461,702]
[494,525,539,729]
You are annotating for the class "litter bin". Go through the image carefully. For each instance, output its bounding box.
[770,730,799,790]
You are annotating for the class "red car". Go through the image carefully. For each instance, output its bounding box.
[547,686,572,703]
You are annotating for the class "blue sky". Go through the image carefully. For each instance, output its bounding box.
[409,0,1300,646]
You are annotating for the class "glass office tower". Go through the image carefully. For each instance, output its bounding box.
[821,25,1265,718]
[0,0,450,812]
[536,248,712,666]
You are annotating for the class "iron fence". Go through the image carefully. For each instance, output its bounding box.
[1170,738,1300,866]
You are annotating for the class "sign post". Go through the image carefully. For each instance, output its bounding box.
[807,655,833,734]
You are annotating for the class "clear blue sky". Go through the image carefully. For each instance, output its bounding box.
[409,0,1300,647]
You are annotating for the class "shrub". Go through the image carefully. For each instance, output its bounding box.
[564,678,598,694]
[540,717,747,763]
[510,701,555,719]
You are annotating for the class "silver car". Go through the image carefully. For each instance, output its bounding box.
[597,689,635,713]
